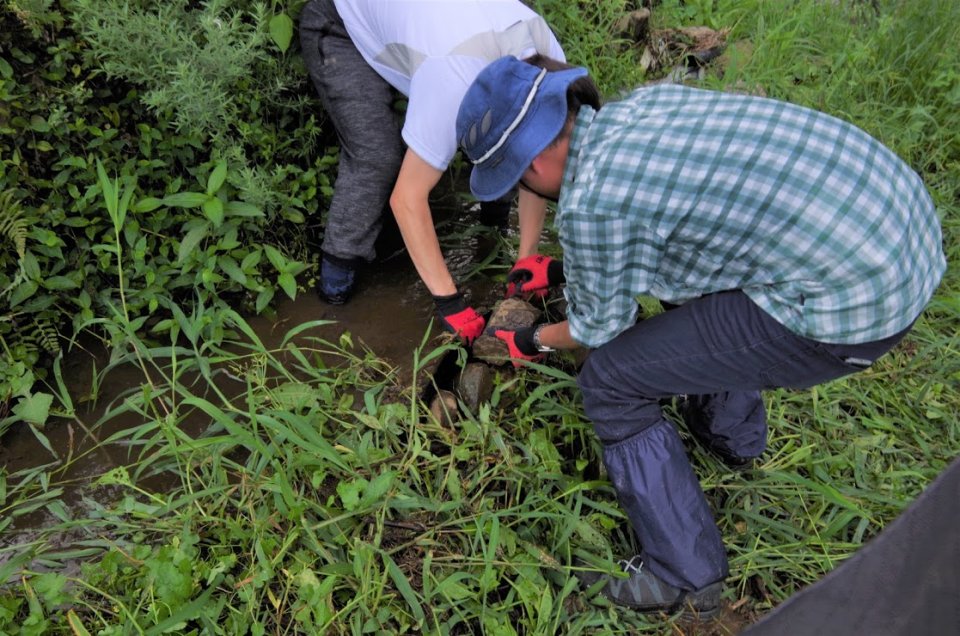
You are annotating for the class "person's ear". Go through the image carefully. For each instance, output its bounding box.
[528,151,550,175]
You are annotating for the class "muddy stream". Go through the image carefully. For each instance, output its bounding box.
[0,187,512,562]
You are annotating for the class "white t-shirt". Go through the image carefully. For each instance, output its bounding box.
[332,0,565,171]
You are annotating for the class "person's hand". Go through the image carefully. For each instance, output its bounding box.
[506,255,565,298]
[494,327,545,367]
[433,292,485,345]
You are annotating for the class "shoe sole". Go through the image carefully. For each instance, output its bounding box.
[676,602,721,622]
[575,558,722,621]
[584,578,721,620]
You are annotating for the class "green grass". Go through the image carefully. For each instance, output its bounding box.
[1,0,959,633]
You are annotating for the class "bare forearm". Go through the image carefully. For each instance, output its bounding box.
[516,188,548,258]
[390,150,458,296]
[392,196,457,295]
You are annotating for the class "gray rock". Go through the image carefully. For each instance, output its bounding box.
[457,363,494,413]
[473,298,542,364]
[429,389,459,426]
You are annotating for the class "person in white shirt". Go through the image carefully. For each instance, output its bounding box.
[299,0,569,342]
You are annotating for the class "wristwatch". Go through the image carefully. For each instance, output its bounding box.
[532,324,555,353]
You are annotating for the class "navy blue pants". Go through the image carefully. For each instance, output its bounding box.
[578,290,909,591]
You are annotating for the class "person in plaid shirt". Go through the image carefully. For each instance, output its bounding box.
[456,55,945,617]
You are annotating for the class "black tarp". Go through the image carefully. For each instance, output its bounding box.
[742,455,960,636]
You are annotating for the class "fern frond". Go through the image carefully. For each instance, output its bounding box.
[0,191,28,258]
[32,316,61,356]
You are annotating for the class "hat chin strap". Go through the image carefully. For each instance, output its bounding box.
[472,68,547,166]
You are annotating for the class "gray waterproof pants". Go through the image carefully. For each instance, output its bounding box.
[300,0,404,263]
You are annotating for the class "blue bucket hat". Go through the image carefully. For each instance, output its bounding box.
[457,56,588,201]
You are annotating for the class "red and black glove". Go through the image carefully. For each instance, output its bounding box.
[433,292,485,345]
[494,326,545,368]
[505,255,565,298]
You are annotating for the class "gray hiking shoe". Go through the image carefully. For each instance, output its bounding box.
[579,556,722,619]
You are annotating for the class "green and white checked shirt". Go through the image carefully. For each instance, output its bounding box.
[557,85,945,348]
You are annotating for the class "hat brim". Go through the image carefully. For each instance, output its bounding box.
[469,66,588,201]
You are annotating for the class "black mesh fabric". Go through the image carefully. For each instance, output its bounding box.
[743,455,960,635]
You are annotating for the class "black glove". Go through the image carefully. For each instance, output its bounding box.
[432,292,485,345]
[506,255,565,298]
[494,326,544,367]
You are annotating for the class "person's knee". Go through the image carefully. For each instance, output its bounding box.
[580,347,666,442]
[578,348,627,404]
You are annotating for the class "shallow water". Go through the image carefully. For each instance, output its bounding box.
[0,188,513,559]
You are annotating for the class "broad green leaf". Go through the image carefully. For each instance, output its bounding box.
[536,586,554,628]
[8,280,39,307]
[267,382,317,411]
[42,276,79,291]
[133,196,164,212]
[178,223,209,264]
[364,387,379,416]
[95,466,133,488]
[337,478,366,511]
[269,14,294,53]
[263,244,286,270]
[224,201,264,217]
[21,250,41,280]
[218,255,247,285]
[435,574,473,601]
[255,287,274,313]
[241,248,263,270]
[206,160,228,194]
[528,429,561,473]
[573,518,610,549]
[12,392,53,425]
[278,271,297,299]
[32,572,69,606]
[162,192,208,208]
[30,115,49,132]
[360,471,395,508]
[202,196,225,227]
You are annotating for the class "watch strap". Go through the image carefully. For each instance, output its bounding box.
[533,324,555,352]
